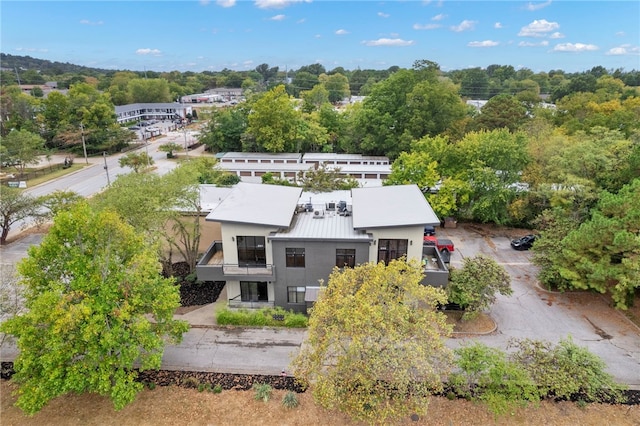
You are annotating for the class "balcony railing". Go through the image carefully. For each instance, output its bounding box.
[222,263,273,276]
[228,294,274,309]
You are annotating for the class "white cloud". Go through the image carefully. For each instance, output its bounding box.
[296,18,305,24]
[518,19,559,37]
[525,0,552,11]
[432,13,446,21]
[378,12,390,18]
[606,44,640,56]
[552,43,598,52]
[413,23,440,30]
[615,31,625,37]
[450,20,476,32]
[362,38,415,47]
[518,40,549,47]
[468,40,499,47]
[216,0,235,7]
[335,29,349,35]
[549,32,564,39]
[270,14,286,21]
[15,47,48,53]
[136,48,162,56]
[254,0,310,9]
[200,0,211,5]
[494,22,503,29]
[243,60,254,66]
[79,19,103,26]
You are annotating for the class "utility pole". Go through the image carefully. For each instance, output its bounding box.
[80,122,88,164]
[183,127,189,158]
[103,152,111,186]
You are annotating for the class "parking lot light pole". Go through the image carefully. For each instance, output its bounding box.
[80,122,88,164]
[183,127,189,157]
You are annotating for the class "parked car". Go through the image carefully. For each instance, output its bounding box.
[511,234,536,251]
[424,225,436,236]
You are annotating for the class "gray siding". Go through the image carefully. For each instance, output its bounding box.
[271,240,370,313]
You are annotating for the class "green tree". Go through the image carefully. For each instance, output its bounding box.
[39,190,83,223]
[473,94,528,132]
[245,85,301,152]
[320,72,350,103]
[158,142,182,158]
[0,186,44,245]
[459,67,489,99]
[292,260,453,424]
[200,106,246,153]
[0,129,45,176]
[447,254,512,320]
[118,151,154,173]
[0,202,188,414]
[384,151,440,190]
[297,163,359,192]
[558,179,640,308]
[300,84,329,113]
[0,264,24,348]
[127,78,172,103]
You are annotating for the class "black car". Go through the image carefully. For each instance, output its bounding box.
[511,234,536,250]
[424,225,436,236]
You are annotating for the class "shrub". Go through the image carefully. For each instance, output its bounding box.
[508,337,626,404]
[183,376,200,389]
[253,383,272,402]
[215,307,308,328]
[282,391,299,408]
[450,343,541,416]
[211,384,223,394]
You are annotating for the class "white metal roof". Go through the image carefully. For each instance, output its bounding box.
[351,184,440,229]
[271,209,370,241]
[205,182,302,227]
[198,185,234,212]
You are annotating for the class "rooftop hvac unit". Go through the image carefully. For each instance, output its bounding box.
[313,209,325,219]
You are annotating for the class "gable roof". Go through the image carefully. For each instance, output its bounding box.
[205,182,302,227]
[351,184,440,229]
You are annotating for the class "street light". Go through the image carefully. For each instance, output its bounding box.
[183,127,189,158]
[80,122,88,164]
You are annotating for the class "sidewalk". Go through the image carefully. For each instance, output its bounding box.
[173,286,228,328]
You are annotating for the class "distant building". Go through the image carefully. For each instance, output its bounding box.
[114,103,192,124]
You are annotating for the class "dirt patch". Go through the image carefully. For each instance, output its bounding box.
[460,222,534,239]
[444,311,496,335]
[2,380,639,426]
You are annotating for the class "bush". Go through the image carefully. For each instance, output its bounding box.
[282,391,299,408]
[508,337,626,404]
[183,376,200,389]
[253,383,272,402]
[449,343,541,416]
[215,307,308,328]
[211,384,223,394]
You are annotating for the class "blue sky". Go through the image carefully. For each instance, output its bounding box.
[2,1,639,73]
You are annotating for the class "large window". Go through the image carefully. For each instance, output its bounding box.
[287,286,306,304]
[377,239,408,264]
[236,236,266,266]
[336,249,356,268]
[240,281,268,302]
[286,248,305,267]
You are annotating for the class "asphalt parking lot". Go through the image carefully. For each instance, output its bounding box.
[437,224,640,389]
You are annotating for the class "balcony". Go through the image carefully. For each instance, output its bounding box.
[420,245,450,287]
[196,241,276,282]
[228,294,275,310]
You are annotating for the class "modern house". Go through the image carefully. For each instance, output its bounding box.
[114,103,193,124]
[196,182,448,313]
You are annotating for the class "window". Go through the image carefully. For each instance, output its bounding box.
[286,248,305,267]
[336,249,356,268]
[240,281,268,302]
[287,286,306,304]
[236,236,266,266]
[377,239,408,264]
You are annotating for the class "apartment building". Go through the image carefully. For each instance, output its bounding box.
[196,182,448,314]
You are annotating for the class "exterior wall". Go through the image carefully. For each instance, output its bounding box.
[271,239,370,313]
[225,279,275,307]
[368,225,425,262]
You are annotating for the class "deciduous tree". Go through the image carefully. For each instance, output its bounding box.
[245,85,301,152]
[1,129,45,176]
[0,202,188,414]
[447,254,512,319]
[292,260,453,424]
[118,151,154,173]
[0,186,44,245]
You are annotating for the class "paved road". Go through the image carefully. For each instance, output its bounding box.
[5,131,203,241]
